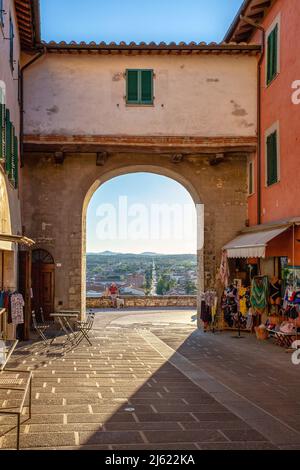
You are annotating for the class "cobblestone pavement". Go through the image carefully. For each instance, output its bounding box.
[0,309,299,450]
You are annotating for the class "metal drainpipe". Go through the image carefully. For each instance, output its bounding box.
[240,16,265,226]
[20,47,46,167]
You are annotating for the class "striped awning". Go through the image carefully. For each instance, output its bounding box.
[223,226,290,259]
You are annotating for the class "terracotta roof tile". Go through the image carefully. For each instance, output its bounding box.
[42,40,260,55]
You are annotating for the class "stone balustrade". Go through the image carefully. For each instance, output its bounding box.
[86,295,197,309]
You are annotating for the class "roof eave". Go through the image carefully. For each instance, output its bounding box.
[32,0,41,45]
[224,0,276,44]
[41,41,261,55]
[224,0,251,43]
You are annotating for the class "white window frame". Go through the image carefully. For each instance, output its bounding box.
[265,121,280,187]
[265,13,281,87]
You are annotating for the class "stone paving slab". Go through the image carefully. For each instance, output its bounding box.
[0,319,281,450]
[144,327,300,448]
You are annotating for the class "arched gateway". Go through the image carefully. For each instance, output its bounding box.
[20,42,258,321]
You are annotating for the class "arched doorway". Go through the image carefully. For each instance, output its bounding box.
[32,249,55,320]
[83,169,203,319]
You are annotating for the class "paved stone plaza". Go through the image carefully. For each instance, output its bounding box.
[1,309,300,450]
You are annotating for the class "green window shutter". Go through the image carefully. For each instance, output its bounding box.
[267,25,278,84]
[267,34,272,83]
[9,15,14,70]
[9,126,15,183]
[13,134,18,189]
[273,25,278,77]
[127,70,139,103]
[0,92,5,162]
[5,109,12,175]
[141,70,153,104]
[267,131,278,186]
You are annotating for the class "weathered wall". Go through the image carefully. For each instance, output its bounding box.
[23,54,257,138]
[249,0,300,224]
[86,296,197,309]
[0,0,22,289]
[0,0,21,236]
[21,152,248,316]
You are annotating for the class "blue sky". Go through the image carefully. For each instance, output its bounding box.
[87,174,197,254]
[40,0,243,44]
[41,1,243,254]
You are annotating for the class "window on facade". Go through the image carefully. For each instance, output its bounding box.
[1,107,18,189]
[0,0,4,28]
[0,88,5,163]
[9,14,14,71]
[248,161,254,195]
[267,24,278,85]
[266,130,278,186]
[126,69,154,105]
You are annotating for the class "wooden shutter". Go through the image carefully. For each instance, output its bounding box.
[127,70,139,103]
[267,25,278,84]
[10,127,16,184]
[13,134,18,188]
[267,33,272,83]
[0,89,5,162]
[267,131,278,186]
[141,70,153,104]
[5,109,12,175]
[9,15,14,70]
[273,25,278,78]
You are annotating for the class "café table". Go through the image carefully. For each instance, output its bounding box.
[50,311,80,344]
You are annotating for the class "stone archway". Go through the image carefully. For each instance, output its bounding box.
[81,165,204,321]
[21,150,248,321]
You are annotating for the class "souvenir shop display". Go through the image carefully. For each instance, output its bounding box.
[269,276,282,314]
[250,276,269,330]
[265,285,300,347]
[200,290,218,332]
[0,289,25,340]
[221,283,253,334]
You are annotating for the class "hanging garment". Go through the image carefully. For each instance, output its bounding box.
[269,278,282,305]
[250,277,269,312]
[200,301,212,323]
[10,293,25,325]
[211,296,218,319]
[238,287,248,316]
[218,251,230,287]
[246,312,254,330]
[0,291,4,308]
[204,290,217,308]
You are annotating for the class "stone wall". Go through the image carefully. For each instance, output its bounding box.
[86,296,197,309]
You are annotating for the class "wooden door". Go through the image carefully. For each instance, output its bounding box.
[32,250,55,321]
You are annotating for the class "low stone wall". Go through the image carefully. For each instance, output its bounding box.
[86,296,197,309]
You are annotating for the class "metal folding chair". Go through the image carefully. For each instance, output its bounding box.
[74,312,95,346]
[31,312,51,345]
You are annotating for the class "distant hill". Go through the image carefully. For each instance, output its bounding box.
[87,251,195,257]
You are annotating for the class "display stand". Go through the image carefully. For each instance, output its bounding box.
[231,313,245,339]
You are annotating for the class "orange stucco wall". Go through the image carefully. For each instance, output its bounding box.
[266,226,300,265]
[249,0,300,225]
